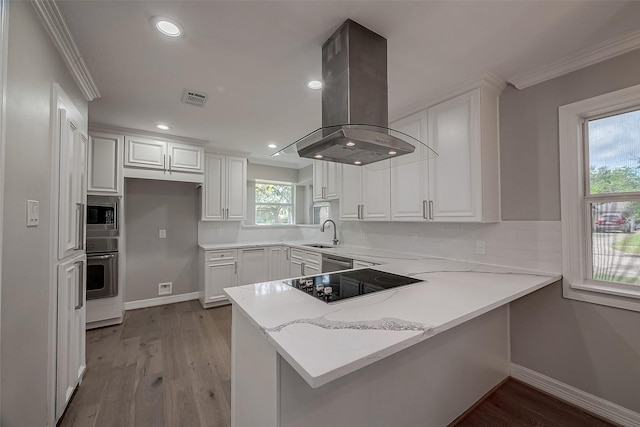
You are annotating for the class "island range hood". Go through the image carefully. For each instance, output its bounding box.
[280,19,436,166]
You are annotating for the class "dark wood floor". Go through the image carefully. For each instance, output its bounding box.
[60,301,614,427]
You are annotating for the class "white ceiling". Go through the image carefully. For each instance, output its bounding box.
[58,1,640,168]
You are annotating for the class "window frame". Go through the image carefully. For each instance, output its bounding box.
[254,180,295,226]
[559,83,640,312]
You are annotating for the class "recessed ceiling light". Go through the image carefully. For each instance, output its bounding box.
[307,80,322,90]
[346,141,356,147]
[273,152,281,156]
[354,161,362,165]
[388,151,397,155]
[268,143,277,149]
[156,124,170,130]
[314,154,323,159]
[151,16,183,37]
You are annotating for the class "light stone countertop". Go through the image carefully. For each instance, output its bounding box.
[199,241,427,264]
[224,257,561,388]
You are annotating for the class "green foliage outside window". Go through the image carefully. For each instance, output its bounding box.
[255,182,293,225]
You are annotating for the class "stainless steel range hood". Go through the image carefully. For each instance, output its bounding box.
[278,19,436,166]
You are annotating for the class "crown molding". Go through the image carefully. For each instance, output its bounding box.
[391,71,507,123]
[508,28,640,90]
[32,0,100,101]
[88,123,210,146]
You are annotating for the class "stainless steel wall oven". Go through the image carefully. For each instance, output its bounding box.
[86,237,118,300]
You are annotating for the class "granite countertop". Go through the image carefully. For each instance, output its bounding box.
[199,241,427,264]
[224,258,561,389]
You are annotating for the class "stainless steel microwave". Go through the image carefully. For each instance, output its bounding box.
[86,196,119,236]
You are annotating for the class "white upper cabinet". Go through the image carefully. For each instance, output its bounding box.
[339,162,390,221]
[313,161,340,201]
[124,135,204,182]
[58,110,87,260]
[427,86,500,222]
[125,136,166,170]
[87,132,123,195]
[390,112,430,221]
[202,153,247,221]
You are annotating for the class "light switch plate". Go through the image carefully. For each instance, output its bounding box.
[27,200,39,227]
[159,229,166,239]
[475,240,486,255]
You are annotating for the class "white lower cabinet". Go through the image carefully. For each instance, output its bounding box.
[56,254,86,420]
[268,246,291,281]
[200,249,238,308]
[290,248,322,276]
[237,247,268,286]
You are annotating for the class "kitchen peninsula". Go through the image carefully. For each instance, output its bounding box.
[225,258,560,427]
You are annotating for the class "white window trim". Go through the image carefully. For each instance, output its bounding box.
[559,83,640,312]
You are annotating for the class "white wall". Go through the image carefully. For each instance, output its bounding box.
[125,179,199,301]
[0,2,88,426]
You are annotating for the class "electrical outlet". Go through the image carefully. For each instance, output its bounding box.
[475,240,486,255]
[158,282,172,296]
[26,200,39,227]
[159,229,166,239]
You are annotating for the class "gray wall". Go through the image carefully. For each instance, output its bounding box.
[0,2,88,426]
[502,49,640,412]
[247,162,298,182]
[125,179,199,302]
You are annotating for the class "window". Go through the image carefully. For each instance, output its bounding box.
[255,181,293,225]
[560,84,640,312]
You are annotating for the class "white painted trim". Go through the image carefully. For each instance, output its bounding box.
[124,291,200,311]
[123,167,204,184]
[559,83,640,312]
[509,28,640,90]
[85,316,123,330]
[89,123,209,147]
[0,0,8,418]
[31,0,100,101]
[511,364,640,427]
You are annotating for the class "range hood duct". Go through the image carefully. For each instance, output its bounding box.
[290,19,433,166]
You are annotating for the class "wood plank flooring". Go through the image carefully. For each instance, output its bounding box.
[60,301,615,427]
[59,301,231,427]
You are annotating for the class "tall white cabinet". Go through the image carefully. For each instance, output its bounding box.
[52,84,87,422]
[202,153,247,221]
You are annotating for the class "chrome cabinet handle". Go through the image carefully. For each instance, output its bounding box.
[226,208,229,219]
[301,262,306,275]
[169,155,172,173]
[322,187,327,199]
[75,203,83,250]
[75,260,84,310]
[87,254,115,260]
[285,247,290,260]
[234,261,237,274]
[423,200,428,220]
[429,200,434,220]
[163,154,166,172]
[221,208,224,219]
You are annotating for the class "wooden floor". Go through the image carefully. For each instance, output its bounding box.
[60,300,232,427]
[60,301,614,427]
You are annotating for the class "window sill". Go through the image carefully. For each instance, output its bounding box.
[241,224,299,229]
[563,280,640,313]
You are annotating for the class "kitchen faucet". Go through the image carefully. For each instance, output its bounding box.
[321,219,339,245]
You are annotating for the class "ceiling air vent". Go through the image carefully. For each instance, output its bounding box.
[182,89,208,107]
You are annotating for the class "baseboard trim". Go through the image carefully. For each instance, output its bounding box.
[86,316,123,330]
[124,292,200,310]
[511,364,640,427]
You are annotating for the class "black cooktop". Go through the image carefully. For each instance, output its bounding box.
[284,268,423,303]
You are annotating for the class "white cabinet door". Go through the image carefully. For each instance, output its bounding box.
[339,164,362,220]
[428,90,480,221]
[202,154,225,220]
[205,261,237,302]
[124,136,166,170]
[391,113,429,221]
[362,160,390,220]
[168,142,203,173]
[268,246,291,281]
[88,132,122,195]
[290,258,304,278]
[226,156,247,220]
[303,262,321,276]
[237,247,267,285]
[58,110,85,260]
[314,161,341,201]
[56,255,86,419]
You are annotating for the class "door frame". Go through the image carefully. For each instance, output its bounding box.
[0,0,10,418]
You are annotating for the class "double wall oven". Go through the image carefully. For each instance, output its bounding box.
[86,196,119,300]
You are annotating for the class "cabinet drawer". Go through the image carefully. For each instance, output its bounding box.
[305,251,322,264]
[205,250,236,261]
[291,248,304,260]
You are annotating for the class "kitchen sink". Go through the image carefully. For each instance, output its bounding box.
[302,243,335,249]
